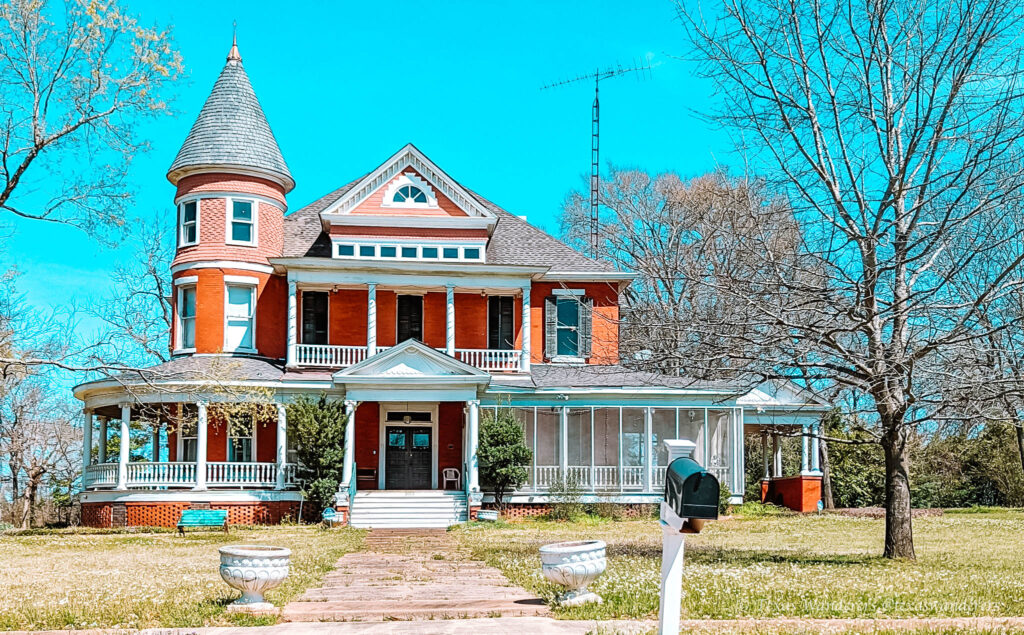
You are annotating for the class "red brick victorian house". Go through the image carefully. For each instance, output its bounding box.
[74,42,828,528]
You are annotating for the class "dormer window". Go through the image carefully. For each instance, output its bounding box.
[179,201,198,246]
[393,185,428,205]
[227,198,257,246]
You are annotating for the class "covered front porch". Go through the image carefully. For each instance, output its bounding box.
[81,400,298,492]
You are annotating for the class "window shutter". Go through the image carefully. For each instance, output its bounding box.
[544,296,557,359]
[579,296,593,358]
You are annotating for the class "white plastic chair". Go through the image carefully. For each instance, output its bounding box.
[442,468,461,490]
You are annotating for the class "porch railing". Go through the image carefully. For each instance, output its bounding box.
[292,343,523,371]
[529,465,678,493]
[455,348,522,372]
[295,344,367,367]
[82,461,297,490]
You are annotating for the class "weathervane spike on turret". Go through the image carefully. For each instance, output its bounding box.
[227,21,241,63]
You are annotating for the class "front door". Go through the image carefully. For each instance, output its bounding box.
[385,426,432,489]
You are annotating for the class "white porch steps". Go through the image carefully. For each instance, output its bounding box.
[349,490,469,529]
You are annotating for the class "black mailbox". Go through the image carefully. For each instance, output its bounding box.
[664,457,720,520]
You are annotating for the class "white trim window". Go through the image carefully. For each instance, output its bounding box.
[228,413,254,462]
[179,200,198,246]
[179,418,198,462]
[227,198,257,246]
[381,172,439,209]
[224,283,257,352]
[177,285,197,351]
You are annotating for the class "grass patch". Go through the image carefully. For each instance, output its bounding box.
[0,524,365,630]
[451,510,1024,621]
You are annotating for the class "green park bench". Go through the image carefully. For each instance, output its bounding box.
[177,509,229,535]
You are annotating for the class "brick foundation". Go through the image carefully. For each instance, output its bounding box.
[761,475,822,513]
[81,500,303,528]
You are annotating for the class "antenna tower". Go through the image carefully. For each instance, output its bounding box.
[542,58,652,258]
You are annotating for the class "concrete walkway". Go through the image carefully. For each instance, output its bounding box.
[281,529,549,622]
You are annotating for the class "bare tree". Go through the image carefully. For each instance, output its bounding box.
[0,0,181,238]
[87,217,173,366]
[681,0,1024,558]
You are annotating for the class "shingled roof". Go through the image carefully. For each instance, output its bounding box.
[167,44,293,190]
[282,180,616,273]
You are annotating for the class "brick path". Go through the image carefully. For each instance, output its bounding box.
[281,529,548,622]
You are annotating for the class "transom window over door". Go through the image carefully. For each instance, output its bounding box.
[225,284,256,351]
[488,296,515,350]
[301,291,328,345]
[228,199,256,245]
[397,295,423,343]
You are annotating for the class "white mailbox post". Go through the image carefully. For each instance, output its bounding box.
[658,439,711,635]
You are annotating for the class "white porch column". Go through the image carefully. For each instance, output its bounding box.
[341,400,357,491]
[275,403,288,490]
[287,280,297,366]
[772,432,782,477]
[467,399,481,492]
[98,416,108,463]
[116,403,131,491]
[811,422,822,474]
[643,407,653,492]
[82,411,93,475]
[761,432,769,480]
[194,401,208,491]
[801,423,811,474]
[151,424,160,462]
[445,285,455,357]
[520,285,531,372]
[367,283,377,356]
[559,405,568,478]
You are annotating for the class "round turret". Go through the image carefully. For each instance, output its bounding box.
[167,38,291,360]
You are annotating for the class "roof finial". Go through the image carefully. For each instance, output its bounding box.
[227,21,241,63]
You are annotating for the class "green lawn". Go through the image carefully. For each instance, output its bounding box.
[451,508,1024,621]
[0,525,364,631]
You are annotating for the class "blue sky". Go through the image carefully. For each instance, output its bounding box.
[5,0,733,318]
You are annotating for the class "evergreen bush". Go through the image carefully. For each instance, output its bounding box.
[286,394,347,516]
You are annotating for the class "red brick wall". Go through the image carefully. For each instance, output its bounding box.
[454,293,487,349]
[423,292,446,348]
[351,168,468,217]
[171,196,285,269]
[761,476,822,513]
[170,268,285,358]
[354,402,380,489]
[81,502,113,528]
[256,416,276,463]
[81,501,303,528]
[330,289,368,346]
[175,173,287,208]
[530,281,620,364]
[437,402,464,486]
[376,291,397,347]
[168,428,178,462]
[207,409,227,462]
[330,225,487,239]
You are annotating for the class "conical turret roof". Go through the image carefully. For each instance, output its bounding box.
[167,41,293,191]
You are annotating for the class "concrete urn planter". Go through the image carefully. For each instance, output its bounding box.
[539,539,606,606]
[218,545,291,612]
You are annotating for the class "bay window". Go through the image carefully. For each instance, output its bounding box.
[225,283,256,352]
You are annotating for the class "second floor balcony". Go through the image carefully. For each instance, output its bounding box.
[286,282,535,373]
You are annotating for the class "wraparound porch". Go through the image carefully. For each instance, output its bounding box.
[82,461,298,490]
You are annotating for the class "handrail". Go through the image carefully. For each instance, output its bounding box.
[348,461,357,505]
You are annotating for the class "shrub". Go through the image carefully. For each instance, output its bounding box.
[287,394,348,516]
[719,480,733,515]
[547,472,585,521]
[586,498,624,521]
[478,407,533,510]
